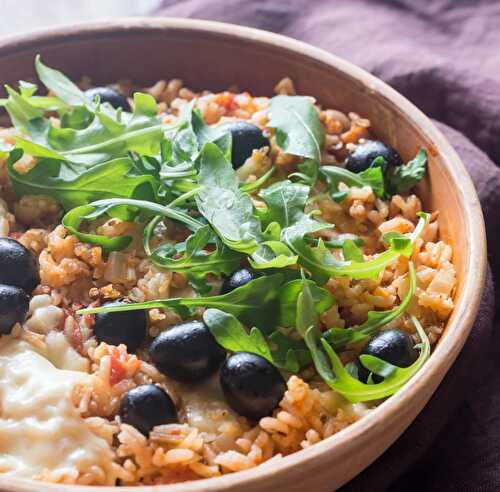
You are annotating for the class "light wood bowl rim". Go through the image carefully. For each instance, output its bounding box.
[0,17,487,492]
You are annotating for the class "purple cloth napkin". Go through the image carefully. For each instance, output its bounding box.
[155,1,499,489]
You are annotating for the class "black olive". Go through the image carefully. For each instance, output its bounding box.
[85,86,131,112]
[220,352,286,420]
[149,320,226,382]
[220,267,257,295]
[0,284,30,335]
[357,329,418,383]
[218,121,270,169]
[93,300,147,353]
[119,384,177,435]
[345,140,403,173]
[0,238,39,293]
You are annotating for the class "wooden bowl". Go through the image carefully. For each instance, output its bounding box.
[0,17,486,492]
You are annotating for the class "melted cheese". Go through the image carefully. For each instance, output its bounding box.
[0,337,114,481]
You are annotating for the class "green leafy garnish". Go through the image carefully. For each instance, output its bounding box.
[62,197,203,252]
[342,239,364,262]
[8,154,158,211]
[269,330,311,372]
[268,96,324,164]
[35,55,88,106]
[285,212,428,284]
[204,308,306,373]
[387,149,427,195]
[2,60,436,408]
[204,308,273,362]
[320,159,385,201]
[151,225,242,280]
[323,261,417,349]
[294,278,430,403]
[319,316,430,402]
[278,278,334,327]
[195,142,262,253]
[79,273,285,331]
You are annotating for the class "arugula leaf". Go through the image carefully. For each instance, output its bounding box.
[323,262,417,349]
[294,278,337,381]
[7,60,168,167]
[204,308,307,373]
[256,178,333,275]
[79,273,285,331]
[295,274,431,403]
[8,155,158,211]
[285,213,428,284]
[239,166,275,193]
[320,160,385,201]
[278,278,335,327]
[269,331,311,372]
[342,239,364,262]
[305,233,364,249]
[387,149,427,195]
[296,274,319,338]
[163,101,230,171]
[195,143,262,253]
[248,179,325,268]
[318,316,430,402]
[151,225,242,279]
[249,240,298,269]
[268,96,325,163]
[35,55,88,106]
[63,204,132,251]
[258,180,310,228]
[204,308,273,361]
[46,93,165,165]
[62,197,204,252]
[3,85,47,132]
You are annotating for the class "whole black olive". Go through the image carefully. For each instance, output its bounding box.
[119,384,177,435]
[345,140,403,173]
[220,267,257,295]
[0,238,39,293]
[149,320,226,382]
[357,329,418,383]
[93,300,147,353]
[0,284,30,335]
[220,352,286,420]
[218,121,270,169]
[85,86,131,112]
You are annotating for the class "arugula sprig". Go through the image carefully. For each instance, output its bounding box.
[296,277,430,403]
[285,212,429,284]
[204,308,303,372]
[268,96,325,163]
[323,262,417,350]
[386,149,427,195]
[62,197,204,252]
[195,142,262,254]
[320,157,386,202]
[80,273,285,331]
[150,225,243,281]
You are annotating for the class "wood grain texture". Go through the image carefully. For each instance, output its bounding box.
[0,17,487,492]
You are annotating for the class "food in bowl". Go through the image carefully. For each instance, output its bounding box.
[0,57,456,486]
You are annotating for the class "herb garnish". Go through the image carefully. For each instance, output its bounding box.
[3,58,433,404]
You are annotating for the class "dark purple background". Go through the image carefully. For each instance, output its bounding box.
[154,1,500,490]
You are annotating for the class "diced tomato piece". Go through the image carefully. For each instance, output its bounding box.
[109,355,126,385]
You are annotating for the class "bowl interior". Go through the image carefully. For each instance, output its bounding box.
[0,18,486,492]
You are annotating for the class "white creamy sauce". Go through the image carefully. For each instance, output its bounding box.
[181,375,238,434]
[0,337,113,480]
